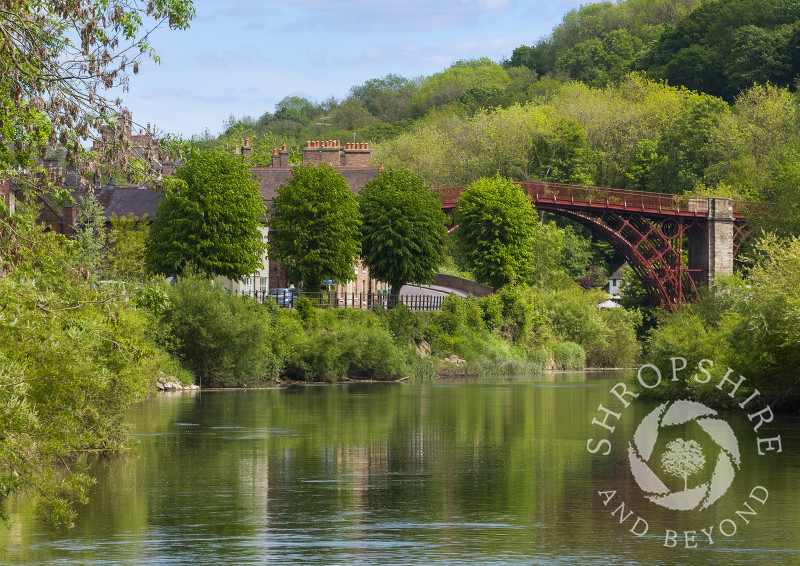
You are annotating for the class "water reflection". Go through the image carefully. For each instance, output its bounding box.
[2,372,798,565]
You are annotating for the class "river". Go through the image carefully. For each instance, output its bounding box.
[2,371,798,565]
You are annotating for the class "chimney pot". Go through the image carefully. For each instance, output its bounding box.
[245,138,250,146]
[281,144,286,151]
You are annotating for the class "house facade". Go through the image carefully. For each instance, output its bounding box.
[606,263,629,298]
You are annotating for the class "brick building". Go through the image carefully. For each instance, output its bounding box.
[29,133,386,300]
[246,139,383,297]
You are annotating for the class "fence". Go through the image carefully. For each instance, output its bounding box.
[235,289,445,311]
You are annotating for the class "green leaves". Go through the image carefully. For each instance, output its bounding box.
[145,150,267,281]
[452,176,537,289]
[269,164,361,292]
[0,205,184,527]
[359,169,447,297]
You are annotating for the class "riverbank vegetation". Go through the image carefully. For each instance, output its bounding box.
[0,202,191,528]
[153,272,641,389]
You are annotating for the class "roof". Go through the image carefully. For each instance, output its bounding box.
[95,186,162,220]
[608,262,630,281]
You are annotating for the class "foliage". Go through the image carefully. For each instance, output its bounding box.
[72,193,107,276]
[359,169,447,297]
[145,150,267,280]
[645,234,800,407]
[642,0,800,101]
[0,202,179,527]
[553,342,586,370]
[106,213,150,282]
[618,266,659,339]
[269,164,361,292]
[282,308,407,381]
[374,75,738,195]
[453,176,537,288]
[160,276,281,387]
[349,74,421,123]
[410,59,511,116]
[0,0,195,190]
[536,286,641,367]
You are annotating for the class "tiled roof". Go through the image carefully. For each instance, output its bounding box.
[95,186,162,220]
[609,262,630,281]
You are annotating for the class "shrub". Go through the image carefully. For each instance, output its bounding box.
[587,307,642,368]
[477,294,503,331]
[282,311,408,381]
[553,341,586,369]
[162,276,281,387]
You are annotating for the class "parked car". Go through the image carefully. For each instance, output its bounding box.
[267,287,298,307]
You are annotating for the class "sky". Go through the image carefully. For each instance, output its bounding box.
[122,0,585,138]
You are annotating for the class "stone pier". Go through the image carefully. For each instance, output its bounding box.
[689,197,735,286]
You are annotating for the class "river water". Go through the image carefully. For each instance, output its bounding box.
[2,371,798,565]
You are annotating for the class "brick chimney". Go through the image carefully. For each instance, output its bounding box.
[342,142,371,167]
[278,144,290,168]
[1,179,14,213]
[62,205,77,236]
[242,138,251,163]
[302,140,321,166]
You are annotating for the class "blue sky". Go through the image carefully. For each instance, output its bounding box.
[123,0,585,138]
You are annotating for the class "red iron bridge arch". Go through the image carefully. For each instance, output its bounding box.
[433,181,749,311]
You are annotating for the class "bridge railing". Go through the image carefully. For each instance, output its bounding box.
[519,181,710,215]
[435,182,735,216]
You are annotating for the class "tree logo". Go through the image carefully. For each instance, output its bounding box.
[628,400,740,511]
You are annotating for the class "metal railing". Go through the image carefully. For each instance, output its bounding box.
[236,290,445,311]
[436,181,748,218]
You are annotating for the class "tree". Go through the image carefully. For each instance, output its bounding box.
[452,176,537,288]
[145,150,267,280]
[269,164,361,292]
[0,0,194,529]
[661,438,706,491]
[359,169,447,299]
[409,59,511,117]
[1,201,186,527]
[106,213,150,282]
[348,74,420,122]
[0,0,195,191]
[73,193,108,276]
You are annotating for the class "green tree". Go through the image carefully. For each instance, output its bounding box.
[0,0,195,529]
[359,169,448,298]
[106,213,150,282]
[452,176,537,288]
[348,74,420,122]
[73,193,108,276]
[269,164,361,292]
[145,150,267,280]
[410,59,511,116]
[161,276,281,387]
[0,202,185,527]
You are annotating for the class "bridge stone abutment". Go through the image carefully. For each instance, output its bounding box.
[688,197,735,287]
